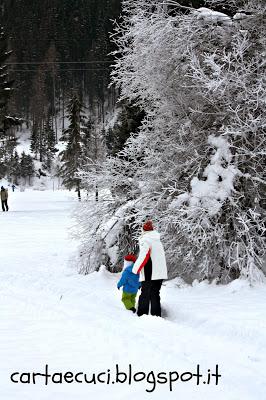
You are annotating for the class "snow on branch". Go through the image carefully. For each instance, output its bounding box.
[76,0,266,283]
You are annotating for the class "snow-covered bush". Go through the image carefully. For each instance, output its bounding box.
[77,0,265,282]
[72,187,139,274]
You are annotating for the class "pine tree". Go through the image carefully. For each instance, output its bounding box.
[78,116,107,201]
[106,103,145,155]
[60,92,86,199]
[42,117,57,170]
[9,150,20,184]
[81,118,93,161]
[20,151,35,185]
[30,124,38,158]
[0,26,21,176]
[1,1,122,127]
[0,27,14,137]
[30,121,46,162]
[30,64,47,162]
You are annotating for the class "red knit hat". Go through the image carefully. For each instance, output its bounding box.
[124,254,137,262]
[143,220,154,231]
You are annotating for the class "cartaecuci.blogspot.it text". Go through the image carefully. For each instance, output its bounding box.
[10,364,221,392]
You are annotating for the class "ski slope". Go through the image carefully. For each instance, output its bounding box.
[0,189,265,400]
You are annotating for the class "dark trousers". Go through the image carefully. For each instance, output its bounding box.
[1,200,8,211]
[137,280,163,317]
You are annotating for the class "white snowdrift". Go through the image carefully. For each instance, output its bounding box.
[0,190,265,400]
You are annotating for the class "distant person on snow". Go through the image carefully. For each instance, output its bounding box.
[117,254,141,313]
[1,186,9,212]
[12,184,16,192]
[132,221,168,317]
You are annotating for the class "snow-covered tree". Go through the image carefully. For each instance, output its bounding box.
[76,0,265,281]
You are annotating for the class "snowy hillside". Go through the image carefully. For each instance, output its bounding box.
[0,190,265,400]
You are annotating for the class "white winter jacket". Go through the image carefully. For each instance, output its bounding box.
[132,230,168,282]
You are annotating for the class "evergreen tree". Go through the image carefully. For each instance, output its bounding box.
[60,92,86,199]
[81,118,93,161]
[78,116,107,201]
[20,151,35,185]
[1,1,122,128]
[30,124,38,158]
[106,103,145,155]
[0,26,21,177]
[42,117,57,170]
[30,121,46,162]
[9,150,20,184]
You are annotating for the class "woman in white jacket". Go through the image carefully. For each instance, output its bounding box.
[132,220,168,316]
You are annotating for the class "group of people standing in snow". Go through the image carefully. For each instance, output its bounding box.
[117,220,168,317]
[1,186,9,212]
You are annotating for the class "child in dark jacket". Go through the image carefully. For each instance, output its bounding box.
[117,254,140,313]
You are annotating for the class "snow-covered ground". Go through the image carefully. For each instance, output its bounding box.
[0,190,265,400]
